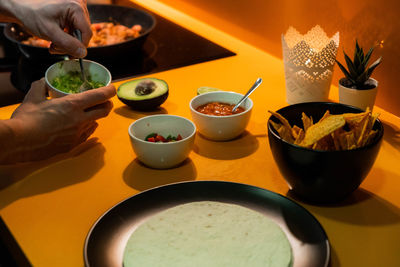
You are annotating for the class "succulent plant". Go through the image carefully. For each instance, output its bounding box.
[336,40,382,89]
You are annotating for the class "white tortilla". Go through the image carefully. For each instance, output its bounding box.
[123,201,292,267]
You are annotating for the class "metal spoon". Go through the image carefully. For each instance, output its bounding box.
[232,78,262,112]
[74,29,92,92]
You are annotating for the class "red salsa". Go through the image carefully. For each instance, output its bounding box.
[195,102,245,116]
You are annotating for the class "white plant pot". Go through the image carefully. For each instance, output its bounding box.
[338,78,378,111]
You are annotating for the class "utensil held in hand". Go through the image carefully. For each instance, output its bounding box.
[74,29,92,92]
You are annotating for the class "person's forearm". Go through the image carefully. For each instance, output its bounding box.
[0,119,19,164]
[0,119,31,164]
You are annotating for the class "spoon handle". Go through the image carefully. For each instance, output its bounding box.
[74,29,86,81]
[232,78,262,112]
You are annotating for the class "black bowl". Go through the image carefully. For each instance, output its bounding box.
[267,102,384,204]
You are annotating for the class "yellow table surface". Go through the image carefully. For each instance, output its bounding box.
[1,0,400,266]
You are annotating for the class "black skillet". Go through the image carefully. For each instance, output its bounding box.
[3,4,156,61]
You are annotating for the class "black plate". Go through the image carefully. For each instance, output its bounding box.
[84,181,330,267]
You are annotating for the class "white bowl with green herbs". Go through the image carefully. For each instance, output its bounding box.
[45,59,111,97]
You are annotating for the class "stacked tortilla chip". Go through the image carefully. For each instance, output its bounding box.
[269,108,380,151]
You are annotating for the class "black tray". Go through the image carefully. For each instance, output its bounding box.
[84,181,330,267]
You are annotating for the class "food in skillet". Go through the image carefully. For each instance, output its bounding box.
[268,108,380,151]
[22,22,142,48]
[51,71,105,94]
[123,201,292,267]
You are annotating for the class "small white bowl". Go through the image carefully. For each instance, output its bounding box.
[128,115,196,169]
[45,59,112,98]
[189,91,253,141]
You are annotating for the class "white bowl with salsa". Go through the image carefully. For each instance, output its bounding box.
[45,59,111,98]
[128,115,196,169]
[189,91,253,141]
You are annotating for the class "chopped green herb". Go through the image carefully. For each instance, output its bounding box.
[51,71,105,94]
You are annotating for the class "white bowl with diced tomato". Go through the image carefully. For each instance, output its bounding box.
[128,115,196,169]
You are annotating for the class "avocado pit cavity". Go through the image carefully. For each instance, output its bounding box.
[135,80,156,96]
[117,77,169,111]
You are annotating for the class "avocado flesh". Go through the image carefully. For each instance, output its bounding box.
[117,78,169,110]
[117,78,168,100]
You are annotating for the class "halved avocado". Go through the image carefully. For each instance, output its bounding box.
[117,78,169,111]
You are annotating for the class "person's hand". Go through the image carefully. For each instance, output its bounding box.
[11,0,92,58]
[8,79,115,163]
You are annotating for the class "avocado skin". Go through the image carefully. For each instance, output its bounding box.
[117,91,169,111]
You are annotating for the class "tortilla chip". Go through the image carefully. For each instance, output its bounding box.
[299,115,346,147]
[348,113,369,142]
[370,112,380,127]
[361,112,380,146]
[314,135,335,151]
[356,115,371,147]
[292,125,301,134]
[268,111,296,139]
[312,142,318,150]
[343,111,370,128]
[301,112,313,131]
[269,108,380,151]
[346,132,357,150]
[348,144,357,150]
[336,132,348,150]
[331,128,345,150]
[269,120,282,133]
[277,125,294,143]
[292,125,303,140]
[294,128,305,145]
[365,130,378,146]
[320,110,331,121]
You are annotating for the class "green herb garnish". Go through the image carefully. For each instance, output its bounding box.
[51,71,105,93]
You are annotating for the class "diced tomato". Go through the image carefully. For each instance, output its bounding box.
[145,133,182,142]
[155,135,166,142]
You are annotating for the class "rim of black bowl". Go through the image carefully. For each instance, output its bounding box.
[267,102,384,153]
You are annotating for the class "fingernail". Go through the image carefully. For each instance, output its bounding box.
[76,47,87,58]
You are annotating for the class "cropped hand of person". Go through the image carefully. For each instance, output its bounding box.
[1,0,92,58]
[3,79,115,163]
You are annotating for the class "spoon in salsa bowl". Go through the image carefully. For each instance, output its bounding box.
[232,78,262,112]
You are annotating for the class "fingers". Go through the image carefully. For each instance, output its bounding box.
[48,1,92,57]
[49,27,88,58]
[68,0,92,49]
[83,100,113,121]
[49,43,70,55]
[73,84,116,109]
[23,78,47,103]
[74,121,98,147]
[75,4,92,46]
